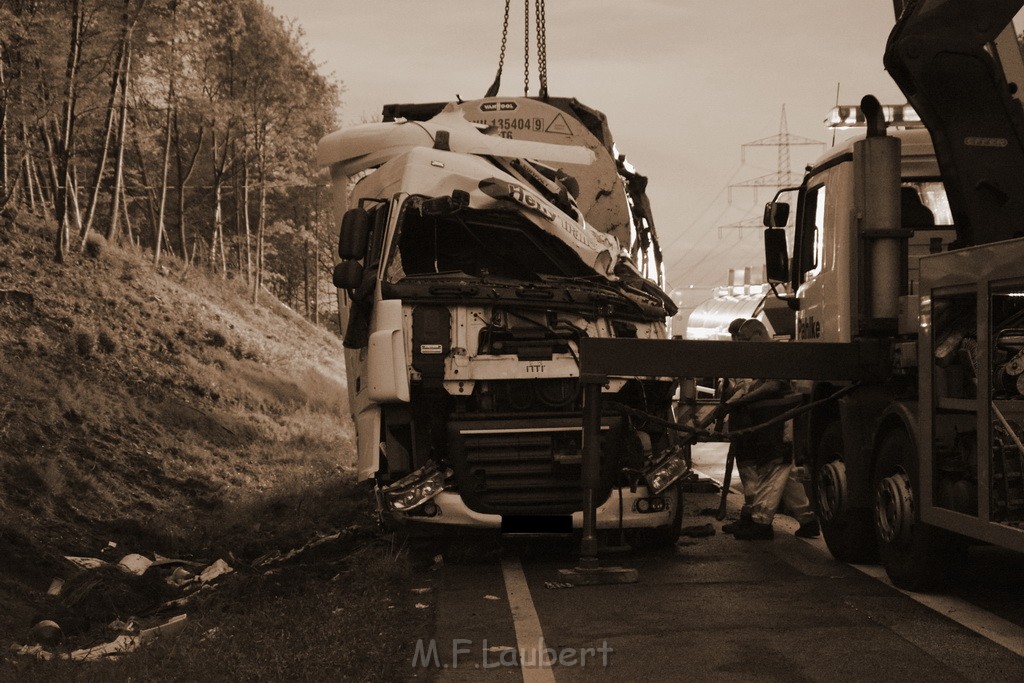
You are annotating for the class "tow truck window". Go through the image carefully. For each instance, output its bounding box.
[797,183,826,282]
[904,181,953,227]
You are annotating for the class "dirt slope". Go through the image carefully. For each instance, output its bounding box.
[0,217,429,679]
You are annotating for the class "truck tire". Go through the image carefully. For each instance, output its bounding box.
[626,484,684,551]
[873,428,962,592]
[812,421,879,563]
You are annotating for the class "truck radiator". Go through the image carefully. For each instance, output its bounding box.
[447,415,619,516]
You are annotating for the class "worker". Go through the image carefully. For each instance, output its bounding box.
[720,319,817,540]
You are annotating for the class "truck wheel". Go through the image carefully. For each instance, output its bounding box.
[873,429,960,591]
[626,484,684,551]
[812,421,879,563]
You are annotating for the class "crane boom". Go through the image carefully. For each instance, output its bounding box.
[884,0,1024,245]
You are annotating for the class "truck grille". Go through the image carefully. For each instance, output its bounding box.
[447,415,619,516]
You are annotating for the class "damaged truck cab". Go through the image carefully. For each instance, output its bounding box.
[317,97,682,545]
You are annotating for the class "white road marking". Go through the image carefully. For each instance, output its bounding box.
[850,563,1024,658]
[698,464,1024,658]
[501,556,556,683]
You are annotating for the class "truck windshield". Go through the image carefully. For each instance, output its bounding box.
[383,202,594,283]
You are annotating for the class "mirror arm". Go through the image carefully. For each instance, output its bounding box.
[768,282,801,311]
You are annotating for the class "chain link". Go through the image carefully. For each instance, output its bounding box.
[498,0,509,77]
[523,0,530,96]
[485,0,511,97]
[536,0,547,98]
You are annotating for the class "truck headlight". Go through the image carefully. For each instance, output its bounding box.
[644,448,691,495]
[382,463,451,511]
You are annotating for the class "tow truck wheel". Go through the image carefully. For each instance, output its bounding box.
[625,484,684,551]
[873,429,960,592]
[812,421,879,563]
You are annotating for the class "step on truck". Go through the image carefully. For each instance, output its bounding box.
[316,97,686,546]
[759,0,1024,588]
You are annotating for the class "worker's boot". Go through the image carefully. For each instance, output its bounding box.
[794,518,821,538]
[721,509,753,534]
[733,521,774,540]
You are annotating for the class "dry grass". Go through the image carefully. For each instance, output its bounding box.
[0,218,419,680]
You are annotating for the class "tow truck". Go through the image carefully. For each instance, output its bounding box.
[579,0,1024,589]
[765,0,1024,588]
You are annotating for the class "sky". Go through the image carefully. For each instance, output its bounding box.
[265,0,909,296]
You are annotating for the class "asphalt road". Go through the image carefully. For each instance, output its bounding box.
[405,447,1024,682]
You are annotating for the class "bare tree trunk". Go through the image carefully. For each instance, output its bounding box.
[81,11,129,243]
[54,0,84,264]
[172,110,203,267]
[107,45,132,243]
[242,154,252,283]
[69,164,82,236]
[130,123,158,246]
[0,47,8,199]
[120,183,134,246]
[313,188,321,325]
[40,123,60,219]
[252,145,266,305]
[154,92,173,266]
[22,146,35,213]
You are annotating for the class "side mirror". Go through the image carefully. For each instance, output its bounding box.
[764,228,790,284]
[333,260,364,290]
[338,208,370,259]
[420,189,470,216]
[763,201,790,228]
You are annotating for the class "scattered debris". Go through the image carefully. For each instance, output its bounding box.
[681,523,716,538]
[411,587,431,594]
[415,603,429,609]
[10,643,54,661]
[252,525,359,567]
[67,614,188,662]
[64,556,108,570]
[483,594,500,601]
[430,554,444,571]
[28,620,63,647]
[198,559,233,583]
[117,553,154,576]
[46,578,65,597]
[12,615,188,663]
[543,581,575,590]
[485,645,516,653]
[166,567,196,587]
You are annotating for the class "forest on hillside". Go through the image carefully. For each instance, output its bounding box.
[0,0,340,320]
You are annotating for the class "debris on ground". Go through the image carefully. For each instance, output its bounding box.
[544,581,575,590]
[252,525,360,568]
[680,523,716,538]
[198,559,233,583]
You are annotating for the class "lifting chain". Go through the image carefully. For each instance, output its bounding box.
[484,0,511,98]
[485,0,548,99]
[536,0,548,98]
[523,0,530,96]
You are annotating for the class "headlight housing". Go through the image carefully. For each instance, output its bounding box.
[644,446,691,495]
[381,462,451,511]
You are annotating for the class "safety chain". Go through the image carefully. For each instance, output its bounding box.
[523,0,530,96]
[603,383,861,443]
[536,0,548,98]
[485,0,511,98]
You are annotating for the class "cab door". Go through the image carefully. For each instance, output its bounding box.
[793,161,854,343]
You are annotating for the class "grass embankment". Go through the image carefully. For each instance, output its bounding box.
[0,216,429,680]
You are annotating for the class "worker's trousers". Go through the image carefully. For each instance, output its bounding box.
[737,459,814,526]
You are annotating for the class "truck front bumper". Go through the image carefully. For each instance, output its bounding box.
[386,487,676,533]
